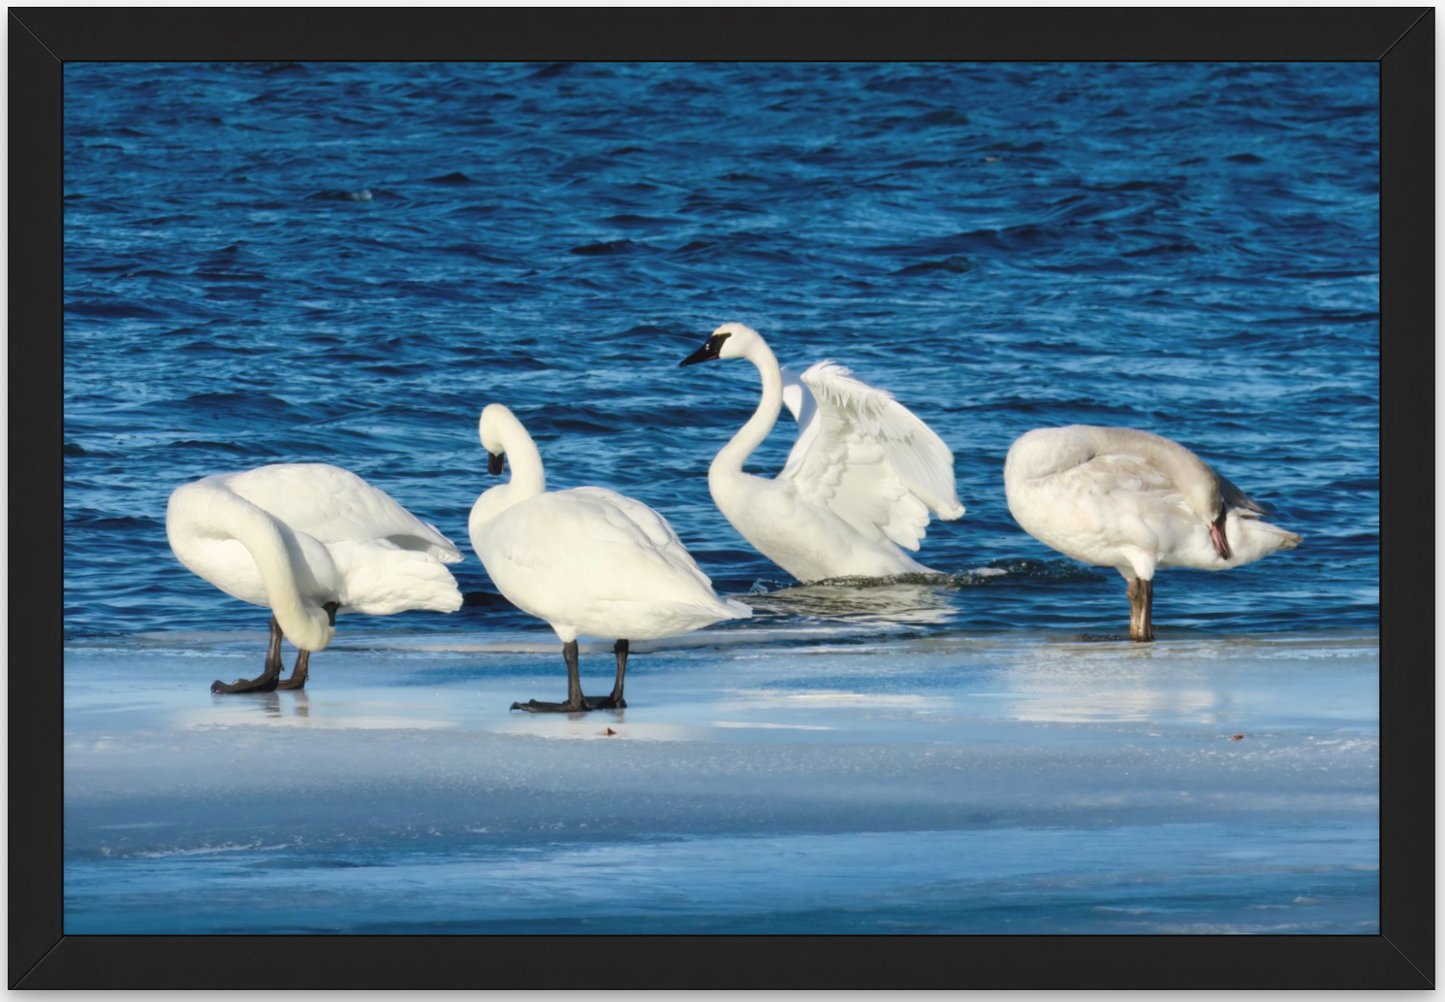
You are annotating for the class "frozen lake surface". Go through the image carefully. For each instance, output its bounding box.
[65,625,1379,934]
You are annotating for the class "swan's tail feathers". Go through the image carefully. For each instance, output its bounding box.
[685,596,751,630]
[333,542,464,616]
[422,521,465,563]
[388,524,464,564]
[1233,515,1302,559]
[722,598,753,619]
[1264,525,1303,551]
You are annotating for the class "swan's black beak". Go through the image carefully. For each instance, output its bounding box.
[322,601,339,626]
[680,332,729,367]
[488,452,504,475]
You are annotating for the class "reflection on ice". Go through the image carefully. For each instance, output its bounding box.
[177,691,455,731]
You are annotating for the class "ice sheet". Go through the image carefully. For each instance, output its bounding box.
[64,629,1379,934]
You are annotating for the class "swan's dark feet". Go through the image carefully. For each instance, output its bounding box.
[212,616,285,694]
[586,640,629,710]
[510,698,589,714]
[510,639,619,713]
[583,693,626,710]
[211,671,280,694]
[276,650,309,691]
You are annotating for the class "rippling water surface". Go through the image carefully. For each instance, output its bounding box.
[64,61,1378,641]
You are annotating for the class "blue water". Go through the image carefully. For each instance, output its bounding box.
[64,63,1379,936]
[64,62,1379,640]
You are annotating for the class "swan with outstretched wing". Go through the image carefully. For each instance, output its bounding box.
[680,323,965,582]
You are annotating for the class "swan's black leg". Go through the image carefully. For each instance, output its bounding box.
[276,649,310,690]
[584,640,628,709]
[212,616,285,693]
[1127,578,1155,642]
[511,640,590,713]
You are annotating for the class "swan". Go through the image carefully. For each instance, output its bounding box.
[1003,425,1302,641]
[469,403,751,713]
[678,322,966,582]
[166,463,464,692]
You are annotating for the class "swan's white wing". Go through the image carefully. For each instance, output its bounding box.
[780,365,817,428]
[482,490,748,625]
[1067,426,1269,521]
[222,464,462,562]
[567,487,716,591]
[1042,450,1182,507]
[1011,446,1197,563]
[327,539,464,615]
[777,362,965,551]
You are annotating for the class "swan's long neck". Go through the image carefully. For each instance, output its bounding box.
[471,411,547,527]
[174,483,333,650]
[711,340,783,481]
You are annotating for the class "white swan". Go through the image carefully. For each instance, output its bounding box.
[1003,425,1302,641]
[166,463,464,692]
[469,404,751,713]
[679,322,966,582]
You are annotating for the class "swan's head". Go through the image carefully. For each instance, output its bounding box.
[680,322,762,366]
[479,403,517,474]
[282,600,339,653]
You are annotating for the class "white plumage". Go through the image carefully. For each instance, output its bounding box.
[469,404,750,711]
[680,323,965,582]
[1003,425,1301,640]
[166,463,464,690]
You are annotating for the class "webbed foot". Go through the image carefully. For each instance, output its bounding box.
[582,693,626,710]
[276,650,309,690]
[211,672,280,694]
[212,615,286,694]
[510,698,589,714]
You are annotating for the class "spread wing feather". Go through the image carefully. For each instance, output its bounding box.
[778,362,965,551]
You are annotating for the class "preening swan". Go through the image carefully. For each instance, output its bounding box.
[1003,426,1301,641]
[469,404,751,713]
[166,464,464,692]
[679,323,966,582]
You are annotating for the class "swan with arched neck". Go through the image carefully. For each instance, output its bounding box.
[469,403,751,712]
[167,463,463,692]
[679,322,966,583]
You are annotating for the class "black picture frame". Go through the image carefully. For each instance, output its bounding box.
[22,8,1430,990]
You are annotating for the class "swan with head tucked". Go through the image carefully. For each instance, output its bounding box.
[679,323,966,582]
[469,403,751,713]
[1003,425,1302,641]
[166,463,464,692]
